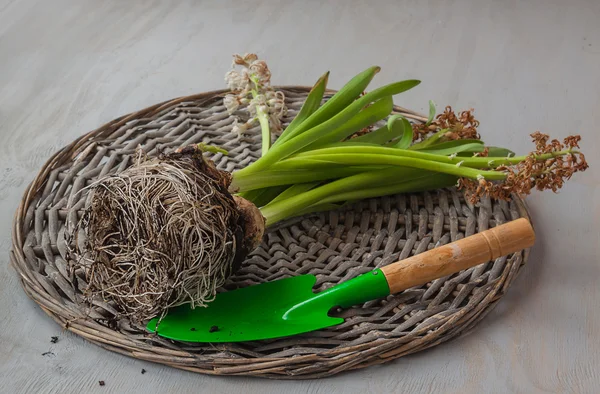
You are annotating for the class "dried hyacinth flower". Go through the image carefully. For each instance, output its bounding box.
[248,93,267,116]
[412,106,480,142]
[232,53,258,66]
[249,60,272,86]
[224,69,250,93]
[473,147,490,157]
[224,54,286,155]
[266,90,286,116]
[223,94,240,114]
[232,118,252,135]
[458,132,588,203]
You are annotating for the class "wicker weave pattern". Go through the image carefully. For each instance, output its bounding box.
[10,87,530,379]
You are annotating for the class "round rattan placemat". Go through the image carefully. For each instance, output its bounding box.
[10,87,531,379]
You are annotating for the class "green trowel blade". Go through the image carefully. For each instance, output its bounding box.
[146,269,390,343]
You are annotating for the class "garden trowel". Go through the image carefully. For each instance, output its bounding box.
[147,218,534,342]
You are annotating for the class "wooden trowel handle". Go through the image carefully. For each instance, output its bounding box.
[380,218,535,294]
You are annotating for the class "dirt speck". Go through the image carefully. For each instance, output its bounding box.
[99,381,105,386]
[141,369,147,374]
[50,336,59,344]
[209,325,219,333]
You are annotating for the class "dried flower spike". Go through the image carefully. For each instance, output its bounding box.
[412,106,480,142]
[224,54,286,155]
[458,132,588,203]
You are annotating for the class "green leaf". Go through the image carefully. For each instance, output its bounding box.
[351,123,399,145]
[292,202,346,217]
[274,71,329,147]
[275,152,505,179]
[486,146,516,157]
[231,167,375,191]
[420,139,485,155]
[390,116,413,149]
[300,96,393,151]
[421,139,484,149]
[337,141,385,148]
[426,100,436,126]
[238,185,288,207]
[269,182,321,204]
[276,66,380,145]
[455,146,516,158]
[260,167,454,225]
[319,173,458,205]
[424,143,485,156]
[408,128,447,150]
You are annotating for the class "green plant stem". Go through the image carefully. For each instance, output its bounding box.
[275,66,380,146]
[231,166,380,191]
[249,75,271,156]
[269,182,320,204]
[259,168,455,225]
[233,148,576,193]
[273,71,329,147]
[256,106,271,155]
[299,96,393,152]
[390,116,414,149]
[288,146,577,169]
[318,174,457,205]
[272,154,506,180]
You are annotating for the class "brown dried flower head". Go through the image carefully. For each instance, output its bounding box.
[412,106,480,142]
[232,53,258,66]
[473,147,490,157]
[458,132,588,203]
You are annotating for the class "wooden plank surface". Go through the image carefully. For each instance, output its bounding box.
[0,0,598,392]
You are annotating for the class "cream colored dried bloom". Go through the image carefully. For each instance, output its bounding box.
[225,70,242,91]
[223,94,239,114]
[269,114,283,132]
[249,60,271,85]
[232,119,251,135]
[266,90,286,117]
[248,93,267,116]
[224,53,286,135]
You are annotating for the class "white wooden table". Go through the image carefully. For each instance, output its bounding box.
[1,1,598,392]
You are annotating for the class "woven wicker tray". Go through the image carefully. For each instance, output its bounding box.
[10,87,531,379]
